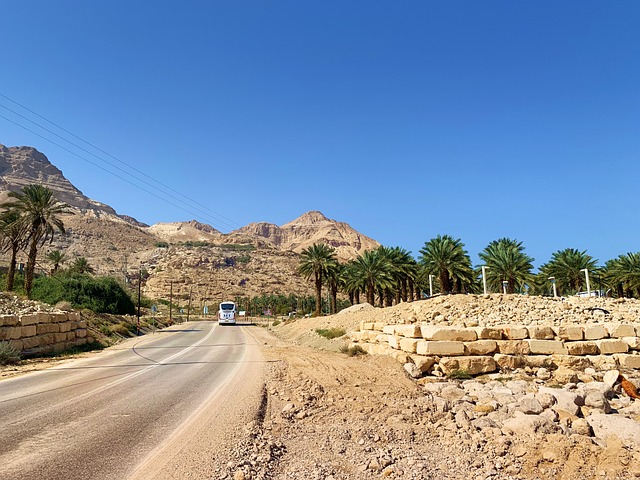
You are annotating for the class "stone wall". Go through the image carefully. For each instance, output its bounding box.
[0,312,91,357]
[350,322,640,377]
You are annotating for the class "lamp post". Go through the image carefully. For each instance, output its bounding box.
[548,276,557,298]
[428,275,434,297]
[502,280,508,295]
[580,269,591,297]
[481,266,489,294]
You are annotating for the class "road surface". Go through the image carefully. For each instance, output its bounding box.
[0,321,265,480]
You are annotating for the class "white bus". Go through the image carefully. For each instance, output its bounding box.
[218,301,237,325]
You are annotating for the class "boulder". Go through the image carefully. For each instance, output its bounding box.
[586,413,640,447]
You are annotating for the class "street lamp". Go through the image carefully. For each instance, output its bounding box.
[481,266,489,295]
[580,269,591,297]
[502,280,508,295]
[548,276,557,298]
[428,275,434,297]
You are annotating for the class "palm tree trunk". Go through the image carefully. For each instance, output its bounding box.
[24,238,39,298]
[330,285,337,314]
[6,243,18,291]
[355,290,360,304]
[314,274,322,316]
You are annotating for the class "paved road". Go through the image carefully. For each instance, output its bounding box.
[0,321,265,480]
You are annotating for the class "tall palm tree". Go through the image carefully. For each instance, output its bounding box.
[2,184,71,297]
[298,243,338,316]
[326,262,343,314]
[351,249,394,306]
[539,248,597,296]
[478,238,534,294]
[419,235,474,294]
[603,253,640,298]
[0,209,27,291]
[47,249,67,274]
[342,260,365,305]
[70,256,95,275]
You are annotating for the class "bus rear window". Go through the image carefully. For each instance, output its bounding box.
[220,303,235,311]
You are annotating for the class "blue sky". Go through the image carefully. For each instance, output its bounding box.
[1,1,638,267]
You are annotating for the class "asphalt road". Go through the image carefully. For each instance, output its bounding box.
[0,321,265,480]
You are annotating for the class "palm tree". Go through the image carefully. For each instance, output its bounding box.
[351,249,394,306]
[0,209,27,291]
[2,184,71,297]
[298,243,338,316]
[70,256,95,275]
[478,238,534,294]
[47,249,67,274]
[326,262,343,314]
[603,253,640,298]
[342,260,365,305]
[539,248,598,296]
[419,235,474,294]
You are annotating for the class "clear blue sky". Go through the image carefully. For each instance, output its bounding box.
[1,1,638,268]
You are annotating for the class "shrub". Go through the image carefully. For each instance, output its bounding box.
[154,241,169,248]
[447,370,472,380]
[339,345,367,357]
[0,341,21,365]
[316,328,346,340]
[271,319,281,327]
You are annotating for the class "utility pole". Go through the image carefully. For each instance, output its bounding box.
[137,268,141,335]
[481,266,489,295]
[169,281,173,324]
[186,286,193,322]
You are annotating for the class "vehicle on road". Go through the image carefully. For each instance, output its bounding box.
[218,301,237,325]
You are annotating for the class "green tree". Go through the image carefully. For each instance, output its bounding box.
[419,235,474,294]
[478,238,534,294]
[2,185,71,297]
[351,249,394,306]
[0,209,27,291]
[70,257,95,275]
[298,243,338,316]
[342,260,365,305]
[603,253,640,298]
[326,262,343,314]
[47,249,67,274]
[538,248,597,296]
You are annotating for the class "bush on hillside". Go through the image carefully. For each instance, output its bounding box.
[31,273,136,315]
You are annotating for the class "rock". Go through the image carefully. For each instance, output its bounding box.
[603,370,620,388]
[571,418,592,436]
[502,414,559,436]
[586,413,640,447]
[584,392,611,413]
[536,368,552,380]
[553,367,579,384]
[404,362,422,378]
[517,396,544,415]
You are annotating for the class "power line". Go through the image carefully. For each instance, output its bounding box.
[0,93,243,231]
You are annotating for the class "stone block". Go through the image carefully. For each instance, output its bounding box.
[8,339,23,351]
[399,338,419,353]
[382,325,396,335]
[54,333,68,343]
[39,333,56,345]
[566,341,599,356]
[51,313,68,323]
[529,326,555,340]
[373,322,386,331]
[21,325,36,337]
[76,329,87,338]
[526,339,568,355]
[551,355,593,369]
[584,325,608,340]
[416,340,465,356]
[524,356,554,368]
[67,312,81,321]
[464,340,497,355]
[349,331,365,342]
[623,337,640,350]
[3,327,22,340]
[0,315,18,327]
[74,337,87,347]
[36,323,60,334]
[614,354,640,369]
[596,339,629,354]
[474,327,503,340]
[558,326,584,341]
[439,356,498,375]
[19,314,39,326]
[501,326,529,340]
[410,355,436,373]
[606,324,636,338]
[494,354,526,370]
[21,336,41,349]
[66,332,76,341]
[36,312,51,323]
[388,335,400,349]
[395,325,422,338]
[362,322,374,331]
[52,343,66,353]
[496,340,531,355]
[77,320,87,329]
[586,355,618,371]
[420,325,477,342]
[374,334,390,344]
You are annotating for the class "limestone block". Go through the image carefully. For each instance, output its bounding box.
[37,312,52,323]
[373,322,386,331]
[416,340,465,356]
[474,327,502,340]
[19,314,39,326]
[566,341,599,356]
[586,355,618,371]
[420,325,477,342]
[22,336,41,349]
[558,326,584,341]
[4,327,22,340]
[77,320,87,329]
[395,325,422,338]
[374,333,390,344]
[66,332,75,341]
[596,339,629,354]
[383,325,396,335]
[51,313,68,323]
[439,356,498,375]
[623,337,640,350]
[584,325,608,340]
[54,333,68,343]
[551,355,593,369]
[52,343,66,353]
[0,315,18,327]
[67,312,81,321]
[494,354,526,370]
[39,333,56,345]
[368,344,395,356]
[410,355,436,373]
[388,335,400,350]
[526,339,568,355]
[496,340,530,355]
[390,350,411,364]
[613,354,640,369]
[349,331,365,342]
[587,413,640,448]
[36,323,60,335]
[359,321,366,331]
[606,324,636,338]
[8,339,23,351]
[76,329,87,338]
[529,326,555,340]
[363,330,379,341]
[74,337,87,347]
[21,325,37,337]
[362,322,374,331]
[464,340,497,355]
[399,338,419,353]
[525,356,554,368]
[501,326,529,340]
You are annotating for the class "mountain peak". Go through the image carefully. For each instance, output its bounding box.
[285,211,330,226]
